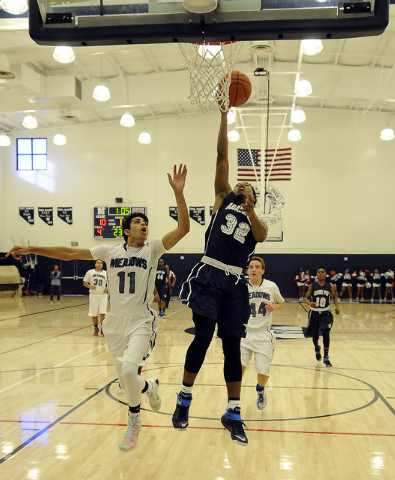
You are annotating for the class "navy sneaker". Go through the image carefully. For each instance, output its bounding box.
[315,345,322,361]
[172,391,192,430]
[323,357,332,367]
[221,406,248,446]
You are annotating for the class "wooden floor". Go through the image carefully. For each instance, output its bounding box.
[1,294,395,480]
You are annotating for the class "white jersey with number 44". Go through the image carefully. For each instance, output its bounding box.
[91,238,166,309]
[247,279,284,332]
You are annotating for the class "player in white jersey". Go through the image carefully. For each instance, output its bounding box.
[6,164,190,452]
[83,259,108,336]
[241,256,284,410]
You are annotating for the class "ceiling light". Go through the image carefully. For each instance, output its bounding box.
[53,132,67,146]
[301,39,323,56]
[227,109,236,125]
[0,132,11,147]
[22,114,38,129]
[138,130,151,144]
[291,106,306,124]
[183,0,217,14]
[380,127,394,141]
[198,44,222,59]
[294,77,312,97]
[227,129,240,142]
[288,128,301,142]
[0,0,28,15]
[93,84,111,102]
[120,112,135,127]
[53,46,75,64]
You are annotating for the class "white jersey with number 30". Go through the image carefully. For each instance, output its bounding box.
[91,238,166,309]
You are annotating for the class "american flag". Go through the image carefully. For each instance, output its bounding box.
[237,148,292,182]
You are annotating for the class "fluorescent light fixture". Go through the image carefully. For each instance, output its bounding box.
[0,132,11,147]
[120,112,135,127]
[288,128,301,142]
[183,0,217,14]
[380,127,394,141]
[227,109,236,125]
[53,132,67,145]
[93,84,111,102]
[138,130,151,144]
[22,114,38,129]
[294,78,312,97]
[53,46,75,64]
[0,0,28,15]
[301,39,323,56]
[291,106,306,124]
[198,44,222,59]
[227,129,240,142]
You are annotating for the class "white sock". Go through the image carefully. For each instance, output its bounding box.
[181,385,193,395]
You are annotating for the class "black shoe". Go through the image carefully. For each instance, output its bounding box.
[323,357,332,367]
[315,345,322,361]
[172,392,192,430]
[221,407,248,446]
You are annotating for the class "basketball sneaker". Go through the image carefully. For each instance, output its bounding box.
[100,328,105,336]
[119,413,141,451]
[172,391,192,430]
[221,406,248,446]
[315,345,322,361]
[146,377,161,413]
[256,391,267,410]
[93,327,99,336]
[323,357,332,367]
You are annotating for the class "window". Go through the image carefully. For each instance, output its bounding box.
[17,138,47,170]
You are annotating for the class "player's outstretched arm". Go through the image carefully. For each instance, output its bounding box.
[162,164,190,250]
[213,111,232,214]
[239,190,268,243]
[7,245,93,261]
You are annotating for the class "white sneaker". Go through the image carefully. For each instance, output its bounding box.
[371,299,374,303]
[348,298,352,302]
[146,377,161,412]
[380,299,383,304]
[119,413,141,451]
[384,298,387,303]
[257,391,267,410]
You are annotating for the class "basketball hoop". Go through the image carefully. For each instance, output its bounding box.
[179,41,242,113]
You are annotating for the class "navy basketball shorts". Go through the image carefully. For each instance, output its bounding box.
[179,262,249,338]
[155,285,167,301]
[306,309,334,338]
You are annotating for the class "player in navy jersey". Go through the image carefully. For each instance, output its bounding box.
[155,258,170,318]
[7,164,190,452]
[172,111,268,446]
[304,266,340,367]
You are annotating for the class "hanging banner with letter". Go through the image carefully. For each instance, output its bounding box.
[38,207,53,226]
[19,207,34,225]
[169,207,178,222]
[189,206,205,226]
[58,207,73,225]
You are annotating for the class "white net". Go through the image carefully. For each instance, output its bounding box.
[179,42,243,113]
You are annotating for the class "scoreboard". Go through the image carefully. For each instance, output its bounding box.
[94,206,147,239]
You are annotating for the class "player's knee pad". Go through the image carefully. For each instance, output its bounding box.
[222,337,242,383]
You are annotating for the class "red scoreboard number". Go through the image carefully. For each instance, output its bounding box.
[94,207,146,239]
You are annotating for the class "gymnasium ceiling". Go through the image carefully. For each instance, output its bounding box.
[0,2,395,143]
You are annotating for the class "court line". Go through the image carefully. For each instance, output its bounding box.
[0,302,89,323]
[0,345,105,394]
[0,325,92,356]
[382,337,395,346]
[340,313,369,329]
[0,379,115,465]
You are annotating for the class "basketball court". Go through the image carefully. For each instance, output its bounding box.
[1,296,395,478]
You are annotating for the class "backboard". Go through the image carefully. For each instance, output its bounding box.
[29,0,389,47]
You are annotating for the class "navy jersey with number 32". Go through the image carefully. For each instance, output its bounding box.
[204,192,257,267]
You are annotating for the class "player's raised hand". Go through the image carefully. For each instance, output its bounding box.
[168,164,187,192]
[6,245,30,260]
[239,190,255,217]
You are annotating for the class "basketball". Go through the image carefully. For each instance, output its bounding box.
[228,70,252,107]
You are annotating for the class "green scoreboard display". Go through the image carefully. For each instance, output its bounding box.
[94,206,147,239]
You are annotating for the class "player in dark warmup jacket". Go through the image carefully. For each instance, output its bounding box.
[304,266,340,367]
[155,258,170,318]
[172,110,268,446]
